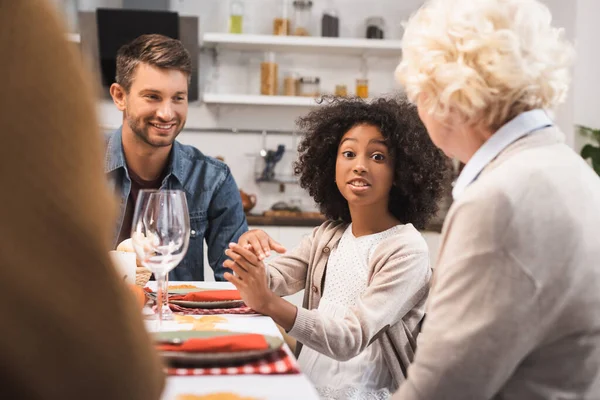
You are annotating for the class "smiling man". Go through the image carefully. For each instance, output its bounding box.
[105,34,247,281]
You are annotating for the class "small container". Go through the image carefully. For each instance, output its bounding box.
[274,0,291,35]
[292,0,313,36]
[334,84,347,97]
[356,78,369,98]
[365,16,385,39]
[228,0,244,34]
[283,73,299,96]
[321,8,339,37]
[260,52,279,96]
[298,76,320,97]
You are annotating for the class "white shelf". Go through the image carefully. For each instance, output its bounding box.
[203,93,323,107]
[202,33,403,57]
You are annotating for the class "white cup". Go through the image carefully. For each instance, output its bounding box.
[109,250,136,285]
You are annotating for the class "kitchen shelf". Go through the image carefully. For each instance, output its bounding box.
[203,93,323,107]
[202,33,403,57]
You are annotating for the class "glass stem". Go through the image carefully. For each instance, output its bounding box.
[155,272,167,329]
[162,274,169,310]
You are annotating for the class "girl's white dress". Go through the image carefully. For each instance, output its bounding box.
[298,224,403,400]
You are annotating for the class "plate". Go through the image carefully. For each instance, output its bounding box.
[169,299,245,309]
[148,288,245,309]
[154,330,284,367]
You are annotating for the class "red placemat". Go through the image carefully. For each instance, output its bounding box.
[165,348,300,376]
[167,303,258,315]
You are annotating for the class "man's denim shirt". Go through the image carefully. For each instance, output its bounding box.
[105,128,248,281]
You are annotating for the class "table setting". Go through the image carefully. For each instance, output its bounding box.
[110,188,318,400]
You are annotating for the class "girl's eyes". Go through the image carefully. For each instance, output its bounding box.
[341,151,386,161]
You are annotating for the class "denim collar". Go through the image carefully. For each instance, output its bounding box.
[104,126,190,191]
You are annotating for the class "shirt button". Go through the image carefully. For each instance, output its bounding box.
[322,247,330,254]
[312,285,319,294]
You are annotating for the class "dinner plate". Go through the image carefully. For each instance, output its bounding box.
[148,288,245,309]
[154,330,284,367]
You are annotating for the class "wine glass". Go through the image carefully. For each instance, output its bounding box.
[131,189,190,329]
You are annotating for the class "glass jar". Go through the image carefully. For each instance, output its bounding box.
[356,78,369,98]
[334,84,347,97]
[260,52,279,96]
[298,76,320,97]
[292,0,313,36]
[321,8,339,37]
[283,73,299,96]
[273,0,291,35]
[228,0,244,34]
[365,16,385,39]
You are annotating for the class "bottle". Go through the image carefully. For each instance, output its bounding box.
[334,84,347,97]
[365,16,385,39]
[283,73,299,96]
[356,78,369,98]
[273,0,291,35]
[229,0,244,34]
[321,8,339,37]
[260,52,279,96]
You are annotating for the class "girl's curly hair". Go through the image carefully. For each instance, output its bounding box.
[294,95,450,229]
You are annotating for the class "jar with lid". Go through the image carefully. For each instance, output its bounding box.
[321,7,339,37]
[334,84,347,97]
[228,0,244,34]
[365,16,385,39]
[298,76,320,97]
[260,52,279,96]
[273,0,291,35]
[292,0,313,36]
[356,78,369,98]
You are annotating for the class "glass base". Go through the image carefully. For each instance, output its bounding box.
[160,302,175,321]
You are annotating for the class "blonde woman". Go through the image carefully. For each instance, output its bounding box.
[393,0,600,399]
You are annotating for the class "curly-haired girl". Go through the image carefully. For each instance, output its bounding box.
[224,96,449,399]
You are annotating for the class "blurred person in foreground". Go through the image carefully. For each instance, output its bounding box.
[393,0,600,398]
[0,1,164,399]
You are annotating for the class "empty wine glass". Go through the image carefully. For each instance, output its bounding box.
[131,189,190,329]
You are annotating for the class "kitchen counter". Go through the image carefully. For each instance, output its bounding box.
[246,213,443,233]
[246,213,327,227]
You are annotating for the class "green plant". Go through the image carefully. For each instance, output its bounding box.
[577,125,600,176]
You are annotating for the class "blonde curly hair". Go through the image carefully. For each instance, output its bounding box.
[395,0,575,131]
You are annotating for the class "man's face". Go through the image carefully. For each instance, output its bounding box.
[115,63,188,148]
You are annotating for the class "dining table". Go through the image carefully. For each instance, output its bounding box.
[144,281,320,400]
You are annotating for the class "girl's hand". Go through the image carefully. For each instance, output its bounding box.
[238,229,286,261]
[223,243,275,313]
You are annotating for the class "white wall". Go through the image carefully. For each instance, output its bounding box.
[540,0,576,148]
